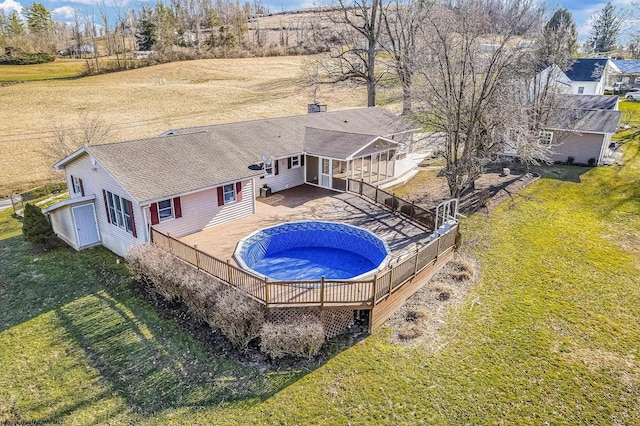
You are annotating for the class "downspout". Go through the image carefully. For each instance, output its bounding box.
[142,205,150,243]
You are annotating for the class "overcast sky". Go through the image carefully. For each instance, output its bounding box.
[0,0,636,42]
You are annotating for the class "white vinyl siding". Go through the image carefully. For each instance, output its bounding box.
[257,158,305,194]
[49,204,79,250]
[64,154,144,257]
[154,180,255,238]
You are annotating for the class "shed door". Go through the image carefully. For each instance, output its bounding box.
[72,204,100,247]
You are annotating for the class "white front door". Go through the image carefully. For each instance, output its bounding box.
[320,157,331,188]
[72,204,100,247]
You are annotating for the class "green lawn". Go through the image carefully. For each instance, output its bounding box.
[0,60,84,82]
[1,140,639,423]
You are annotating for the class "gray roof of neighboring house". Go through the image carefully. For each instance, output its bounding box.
[558,94,619,111]
[612,59,640,74]
[565,58,610,82]
[547,109,621,134]
[77,107,415,203]
[546,94,621,134]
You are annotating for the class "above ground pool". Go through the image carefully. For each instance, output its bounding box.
[234,221,391,281]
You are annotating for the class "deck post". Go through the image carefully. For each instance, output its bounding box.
[194,245,200,269]
[414,244,420,276]
[374,186,378,204]
[320,276,325,307]
[359,179,363,196]
[226,259,233,283]
[372,274,378,305]
[435,235,441,261]
[264,277,269,304]
[167,232,172,252]
[393,193,397,212]
[388,266,394,295]
[150,228,154,243]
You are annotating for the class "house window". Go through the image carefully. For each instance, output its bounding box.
[578,86,585,94]
[264,159,273,176]
[223,183,236,204]
[539,131,553,146]
[72,176,82,194]
[291,155,300,168]
[106,191,135,234]
[157,199,174,222]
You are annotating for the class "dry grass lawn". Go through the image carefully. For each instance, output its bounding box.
[0,56,400,197]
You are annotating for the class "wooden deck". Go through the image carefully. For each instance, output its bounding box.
[180,185,430,264]
[151,184,460,332]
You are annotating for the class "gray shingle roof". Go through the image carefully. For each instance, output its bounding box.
[547,109,621,134]
[82,107,415,203]
[558,95,619,111]
[303,128,383,159]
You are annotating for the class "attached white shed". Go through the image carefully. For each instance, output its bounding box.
[44,195,101,250]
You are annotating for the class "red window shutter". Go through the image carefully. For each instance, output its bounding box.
[275,159,279,175]
[70,175,76,194]
[236,182,242,202]
[173,197,182,218]
[301,155,305,166]
[102,190,110,223]
[128,200,138,238]
[288,157,292,169]
[217,186,224,206]
[150,203,159,225]
[79,179,85,196]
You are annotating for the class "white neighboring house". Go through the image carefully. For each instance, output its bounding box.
[44,107,418,257]
[564,58,620,95]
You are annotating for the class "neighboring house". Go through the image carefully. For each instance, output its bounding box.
[44,107,417,257]
[564,58,619,95]
[545,95,621,164]
[610,60,640,88]
[532,63,572,95]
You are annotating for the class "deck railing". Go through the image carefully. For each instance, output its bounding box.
[150,222,458,309]
[347,179,436,231]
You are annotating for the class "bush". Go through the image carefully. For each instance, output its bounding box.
[260,316,325,359]
[22,203,59,249]
[126,244,187,303]
[0,52,55,65]
[397,308,429,340]
[567,156,574,165]
[588,157,597,167]
[127,244,264,350]
[208,288,264,351]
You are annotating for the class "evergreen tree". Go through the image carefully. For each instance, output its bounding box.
[22,203,59,249]
[539,8,577,66]
[588,2,621,53]
[24,3,52,35]
[6,11,25,39]
[137,4,157,51]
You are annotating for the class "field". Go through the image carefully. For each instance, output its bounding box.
[2,132,639,422]
[0,59,85,82]
[0,56,397,197]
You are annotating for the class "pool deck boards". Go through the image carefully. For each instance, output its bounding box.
[179,185,430,265]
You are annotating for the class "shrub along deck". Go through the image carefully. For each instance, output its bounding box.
[1,141,639,423]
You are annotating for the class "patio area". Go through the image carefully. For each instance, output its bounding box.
[179,185,430,265]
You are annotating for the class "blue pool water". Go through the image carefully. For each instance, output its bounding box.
[234,221,390,281]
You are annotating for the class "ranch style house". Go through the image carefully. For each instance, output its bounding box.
[44,107,418,256]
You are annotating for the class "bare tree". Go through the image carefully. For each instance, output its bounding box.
[312,0,387,107]
[44,112,112,164]
[382,0,431,114]
[413,0,549,198]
